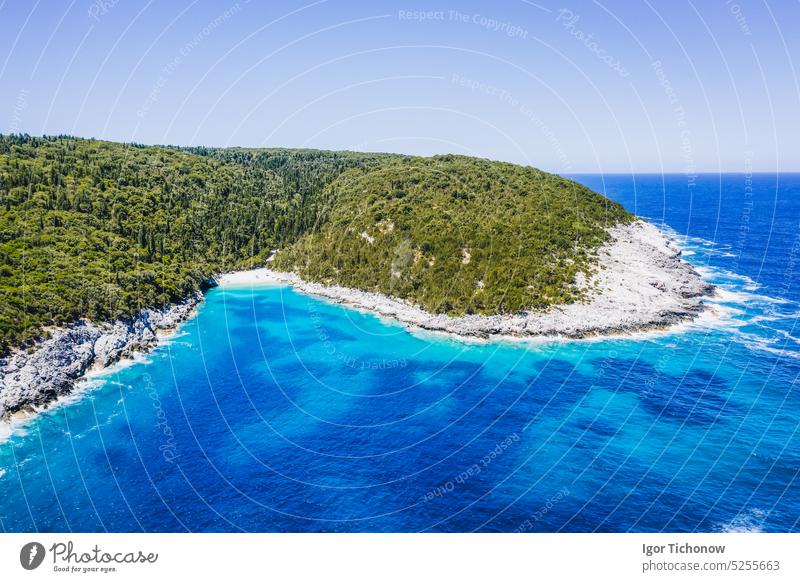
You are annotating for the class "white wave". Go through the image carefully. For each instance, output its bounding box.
[746,313,789,325]
[775,330,800,345]
[0,374,112,445]
[706,288,755,307]
[157,330,190,347]
[703,284,795,315]
[653,226,738,261]
[83,351,153,382]
[719,508,767,533]
[744,341,800,361]
[0,378,134,446]
[683,303,748,332]
[674,235,717,246]
[694,266,762,289]
[0,412,35,445]
[644,228,797,320]
[745,293,793,305]
[734,330,800,360]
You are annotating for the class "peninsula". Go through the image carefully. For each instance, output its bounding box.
[0,135,713,420]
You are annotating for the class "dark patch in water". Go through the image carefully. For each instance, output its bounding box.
[609,361,736,425]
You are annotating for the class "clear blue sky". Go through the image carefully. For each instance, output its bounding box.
[1,0,798,172]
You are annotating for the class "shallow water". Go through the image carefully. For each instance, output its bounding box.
[0,173,798,532]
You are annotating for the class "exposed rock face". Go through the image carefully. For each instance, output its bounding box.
[221,220,715,341]
[0,293,202,420]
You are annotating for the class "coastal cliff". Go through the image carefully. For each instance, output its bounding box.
[0,293,201,420]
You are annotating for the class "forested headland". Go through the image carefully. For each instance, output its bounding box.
[0,135,631,352]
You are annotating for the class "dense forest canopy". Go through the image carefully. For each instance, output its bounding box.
[274,155,632,315]
[0,134,631,352]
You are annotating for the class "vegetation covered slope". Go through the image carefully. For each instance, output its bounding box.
[0,135,383,350]
[0,134,632,352]
[274,155,632,315]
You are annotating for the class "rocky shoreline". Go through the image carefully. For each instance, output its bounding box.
[0,219,715,424]
[0,293,202,421]
[220,220,716,340]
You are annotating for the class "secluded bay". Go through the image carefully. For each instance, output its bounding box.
[1,174,798,532]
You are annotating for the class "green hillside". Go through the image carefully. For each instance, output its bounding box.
[274,155,632,315]
[0,135,631,352]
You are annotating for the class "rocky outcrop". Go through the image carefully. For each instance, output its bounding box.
[0,293,202,420]
[220,220,715,341]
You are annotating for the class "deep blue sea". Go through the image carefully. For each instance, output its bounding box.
[1,174,798,532]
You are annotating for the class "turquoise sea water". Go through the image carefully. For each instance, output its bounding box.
[0,174,798,532]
